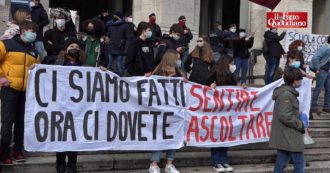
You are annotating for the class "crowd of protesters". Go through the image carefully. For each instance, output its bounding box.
[0,2,329,173]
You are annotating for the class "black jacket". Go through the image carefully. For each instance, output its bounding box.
[264,30,286,58]
[149,24,162,45]
[31,4,49,41]
[107,20,134,55]
[178,25,193,47]
[209,29,226,53]
[155,34,180,66]
[125,38,155,76]
[184,55,214,85]
[223,32,237,50]
[206,70,237,86]
[234,37,254,58]
[43,27,77,56]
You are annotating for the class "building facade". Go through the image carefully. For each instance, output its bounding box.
[1,0,329,81]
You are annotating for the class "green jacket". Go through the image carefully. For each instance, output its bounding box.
[269,85,305,152]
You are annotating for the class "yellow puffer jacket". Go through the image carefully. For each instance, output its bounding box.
[0,36,40,91]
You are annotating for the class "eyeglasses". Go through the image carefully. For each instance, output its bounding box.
[197,40,203,43]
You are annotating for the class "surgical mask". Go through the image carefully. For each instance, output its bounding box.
[197,41,204,47]
[172,34,180,41]
[291,61,301,69]
[29,1,35,7]
[230,28,236,33]
[239,32,246,38]
[229,64,236,73]
[175,60,182,68]
[23,31,36,43]
[127,17,133,23]
[67,48,80,59]
[297,46,303,51]
[55,19,66,28]
[146,31,152,39]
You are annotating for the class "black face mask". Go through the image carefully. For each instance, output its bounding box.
[86,28,96,36]
[67,49,80,59]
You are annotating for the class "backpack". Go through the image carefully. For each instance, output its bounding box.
[262,40,269,59]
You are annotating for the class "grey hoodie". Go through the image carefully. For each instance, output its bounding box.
[269,85,305,152]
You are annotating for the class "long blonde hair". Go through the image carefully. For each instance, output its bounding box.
[152,49,179,77]
[191,35,214,63]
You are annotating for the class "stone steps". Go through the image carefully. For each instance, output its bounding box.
[81,161,330,173]
[3,148,330,172]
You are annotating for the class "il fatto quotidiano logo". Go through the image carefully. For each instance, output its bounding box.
[266,12,308,28]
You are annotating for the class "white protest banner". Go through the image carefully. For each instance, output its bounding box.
[285,29,328,63]
[24,65,186,152]
[184,78,312,147]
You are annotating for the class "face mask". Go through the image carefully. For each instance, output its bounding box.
[239,32,246,38]
[230,28,236,33]
[229,64,236,73]
[294,81,302,88]
[55,19,66,28]
[29,1,35,7]
[297,46,303,51]
[146,31,152,39]
[197,42,204,47]
[86,28,95,36]
[23,31,36,43]
[291,61,301,69]
[127,17,133,23]
[172,34,180,41]
[176,60,182,68]
[67,48,80,59]
[179,21,186,27]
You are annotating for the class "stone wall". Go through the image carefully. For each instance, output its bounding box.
[0,0,10,35]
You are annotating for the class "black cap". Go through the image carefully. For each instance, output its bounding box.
[238,29,246,33]
[63,37,81,50]
[149,13,156,18]
[178,16,186,20]
[125,12,132,17]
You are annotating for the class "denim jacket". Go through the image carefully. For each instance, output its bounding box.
[312,44,330,71]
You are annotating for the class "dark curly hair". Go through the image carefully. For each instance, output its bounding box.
[82,18,105,38]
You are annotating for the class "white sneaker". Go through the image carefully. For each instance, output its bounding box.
[223,164,234,172]
[165,164,180,173]
[213,164,225,172]
[149,164,160,173]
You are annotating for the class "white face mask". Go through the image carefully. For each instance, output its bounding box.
[29,1,36,7]
[239,32,246,38]
[127,17,133,23]
[297,46,303,51]
[229,64,236,73]
[55,19,66,28]
[230,28,236,33]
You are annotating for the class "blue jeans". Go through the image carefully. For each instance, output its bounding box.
[265,57,280,85]
[150,150,176,162]
[311,69,330,110]
[211,147,228,166]
[181,49,189,70]
[235,57,249,84]
[273,150,305,173]
[35,41,45,61]
[108,54,125,77]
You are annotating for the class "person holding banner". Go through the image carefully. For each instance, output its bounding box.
[146,49,184,173]
[311,36,330,113]
[54,37,86,173]
[0,21,40,166]
[206,55,236,172]
[270,67,306,173]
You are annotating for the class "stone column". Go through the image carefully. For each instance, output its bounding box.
[199,0,209,35]
[0,0,10,34]
[240,0,250,32]
[312,0,325,34]
[325,0,330,34]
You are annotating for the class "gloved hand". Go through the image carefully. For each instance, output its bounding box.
[299,113,309,128]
